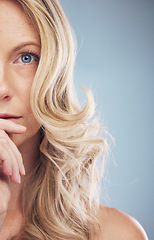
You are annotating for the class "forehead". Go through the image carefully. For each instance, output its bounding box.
[0,0,39,45]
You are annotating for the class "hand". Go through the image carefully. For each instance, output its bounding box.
[0,119,26,230]
[0,119,26,184]
[0,173,10,228]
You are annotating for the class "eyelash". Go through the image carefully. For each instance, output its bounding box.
[15,51,40,65]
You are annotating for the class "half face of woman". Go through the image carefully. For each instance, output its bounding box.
[0,0,41,148]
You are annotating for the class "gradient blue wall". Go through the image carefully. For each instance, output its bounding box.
[61,0,154,238]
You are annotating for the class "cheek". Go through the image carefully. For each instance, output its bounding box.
[26,111,40,132]
[14,63,38,79]
[11,113,40,148]
[17,89,40,134]
[16,76,34,114]
[13,65,37,101]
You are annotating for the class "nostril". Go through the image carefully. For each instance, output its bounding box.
[3,95,11,101]
[0,84,11,101]
[0,94,11,101]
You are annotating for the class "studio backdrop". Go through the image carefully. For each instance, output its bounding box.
[61,0,154,239]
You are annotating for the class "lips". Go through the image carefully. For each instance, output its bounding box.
[0,113,22,122]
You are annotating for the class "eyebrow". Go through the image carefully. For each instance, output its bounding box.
[12,42,41,52]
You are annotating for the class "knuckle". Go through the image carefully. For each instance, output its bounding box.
[0,151,9,163]
[0,131,9,146]
[0,130,6,138]
[0,138,7,145]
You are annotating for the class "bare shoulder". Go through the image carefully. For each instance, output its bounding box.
[92,204,148,240]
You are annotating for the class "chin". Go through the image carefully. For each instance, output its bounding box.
[9,129,40,149]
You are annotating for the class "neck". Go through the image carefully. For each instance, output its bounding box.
[8,130,40,212]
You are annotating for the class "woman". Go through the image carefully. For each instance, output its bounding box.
[0,0,148,239]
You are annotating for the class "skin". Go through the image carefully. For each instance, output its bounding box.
[92,205,148,240]
[0,0,149,239]
[0,0,41,238]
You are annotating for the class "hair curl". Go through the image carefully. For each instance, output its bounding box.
[12,0,108,239]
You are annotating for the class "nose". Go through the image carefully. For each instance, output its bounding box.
[0,64,11,101]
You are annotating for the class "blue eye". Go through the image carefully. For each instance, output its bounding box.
[14,52,40,65]
[17,52,39,65]
[21,54,32,63]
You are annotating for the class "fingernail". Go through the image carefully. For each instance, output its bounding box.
[20,164,25,175]
[18,175,21,184]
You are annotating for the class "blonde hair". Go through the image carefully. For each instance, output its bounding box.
[14,0,108,239]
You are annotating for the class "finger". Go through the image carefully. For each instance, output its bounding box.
[0,119,26,134]
[0,173,11,214]
[0,131,22,183]
[6,138,25,176]
[0,147,12,176]
[1,144,21,184]
[10,164,21,184]
[0,123,26,176]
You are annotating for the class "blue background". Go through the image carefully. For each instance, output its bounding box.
[61,0,153,238]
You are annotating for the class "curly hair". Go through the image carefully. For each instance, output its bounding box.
[12,0,108,239]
